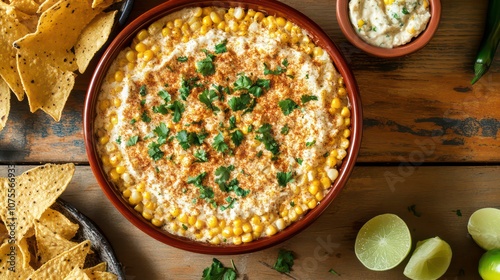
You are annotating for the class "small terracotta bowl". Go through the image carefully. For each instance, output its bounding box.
[84,0,362,254]
[336,0,441,58]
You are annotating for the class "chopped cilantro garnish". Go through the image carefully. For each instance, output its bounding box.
[187,171,207,186]
[278,98,299,116]
[182,224,188,230]
[215,39,228,54]
[176,130,206,150]
[453,209,462,217]
[140,99,146,106]
[277,171,293,187]
[233,75,253,91]
[407,204,421,217]
[214,165,249,197]
[152,104,168,114]
[187,172,215,206]
[393,12,400,19]
[305,73,309,79]
[126,135,139,147]
[177,56,188,62]
[233,74,270,97]
[256,151,263,158]
[255,123,280,155]
[194,149,208,162]
[228,116,237,130]
[196,49,216,76]
[306,140,316,147]
[158,89,171,102]
[230,130,244,146]
[281,124,290,135]
[199,89,220,112]
[153,122,169,141]
[264,62,286,75]
[139,85,147,96]
[202,258,237,280]
[212,132,229,153]
[290,201,295,207]
[329,268,340,275]
[402,7,409,14]
[228,93,252,111]
[141,111,151,123]
[247,124,254,133]
[130,118,136,124]
[301,95,318,104]
[273,249,295,273]
[167,100,185,123]
[295,158,303,165]
[179,77,201,100]
[115,136,122,144]
[282,58,289,67]
[148,141,164,161]
[220,196,237,211]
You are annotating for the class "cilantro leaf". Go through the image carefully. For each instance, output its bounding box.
[196,50,216,76]
[148,141,164,161]
[179,77,201,100]
[264,62,286,75]
[228,116,237,130]
[295,158,303,165]
[194,149,208,162]
[126,135,139,147]
[273,249,295,273]
[255,124,280,155]
[139,85,147,96]
[215,39,228,54]
[153,122,169,140]
[199,89,220,112]
[279,99,299,116]
[152,104,168,114]
[187,172,215,205]
[233,75,253,91]
[202,258,237,280]
[167,100,185,123]
[277,171,293,187]
[215,165,235,190]
[306,140,316,147]
[187,172,207,186]
[281,124,289,135]
[212,132,229,153]
[158,89,171,102]
[301,94,318,104]
[228,93,251,111]
[115,136,122,144]
[141,111,151,123]
[177,56,188,62]
[231,130,244,146]
[402,7,409,15]
[219,197,237,211]
[176,130,206,150]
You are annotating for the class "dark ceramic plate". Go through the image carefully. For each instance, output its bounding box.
[53,199,125,280]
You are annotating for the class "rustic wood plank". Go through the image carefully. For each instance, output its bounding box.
[1,165,491,279]
[1,0,498,164]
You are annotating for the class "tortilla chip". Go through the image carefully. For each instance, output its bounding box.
[9,0,39,15]
[0,3,30,100]
[0,78,10,131]
[36,0,59,14]
[34,220,78,264]
[39,208,79,240]
[83,262,107,275]
[88,271,118,280]
[64,266,91,280]
[75,10,117,74]
[0,223,8,242]
[26,240,91,280]
[14,0,112,121]
[0,164,75,241]
[0,240,35,279]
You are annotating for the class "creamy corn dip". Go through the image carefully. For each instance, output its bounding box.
[94,6,351,245]
[349,0,431,48]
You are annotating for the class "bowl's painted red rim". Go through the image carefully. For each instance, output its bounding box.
[336,0,442,58]
[84,0,363,255]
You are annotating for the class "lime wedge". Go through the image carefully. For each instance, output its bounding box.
[403,236,452,280]
[355,213,412,271]
[467,208,500,250]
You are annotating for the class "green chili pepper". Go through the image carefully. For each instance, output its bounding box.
[471,0,500,84]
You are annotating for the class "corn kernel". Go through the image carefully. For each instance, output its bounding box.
[134,204,143,212]
[114,71,124,82]
[193,7,203,17]
[136,29,149,41]
[171,27,181,38]
[219,219,226,229]
[174,18,183,28]
[177,213,188,223]
[195,219,205,230]
[210,11,222,24]
[109,155,120,167]
[152,218,163,227]
[266,225,277,236]
[320,177,331,189]
[217,21,226,30]
[289,210,298,222]
[341,107,351,118]
[208,216,218,228]
[253,11,265,22]
[143,191,151,200]
[275,16,286,27]
[115,165,126,175]
[202,15,212,26]
[210,236,221,245]
[222,227,233,238]
[423,0,429,8]
[316,191,325,201]
[242,222,253,233]
[170,207,180,217]
[307,198,318,209]
[234,7,245,20]
[275,218,286,230]
[109,169,119,181]
[122,189,131,198]
[136,182,146,192]
[162,27,171,37]
[250,215,261,225]
[188,215,197,226]
[113,98,122,107]
[171,223,179,231]
[135,42,147,53]
[326,168,339,183]
[99,135,109,145]
[128,190,142,205]
[145,201,156,211]
[233,226,243,236]
[343,128,351,138]
[142,211,153,220]
[190,21,202,32]
[242,232,253,243]
[357,19,365,28]
[200,25,209,35]
[284,21,293,31]
[233,236,242,245]
[344,117,351,127]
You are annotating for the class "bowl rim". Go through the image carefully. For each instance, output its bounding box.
[84,0,363,255]
[336,0,442,58]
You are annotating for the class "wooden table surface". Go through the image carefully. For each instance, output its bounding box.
[1,0,499,279]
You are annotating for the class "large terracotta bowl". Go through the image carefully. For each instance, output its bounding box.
[337,0,441,58]
[84,0,362,254]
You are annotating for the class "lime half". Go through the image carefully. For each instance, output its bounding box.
[355,213,412,271]
[403,236,452,280]
[467,208,500,250]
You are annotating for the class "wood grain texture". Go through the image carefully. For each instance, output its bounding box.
[0,0,498,163]
[1,165,492,279]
